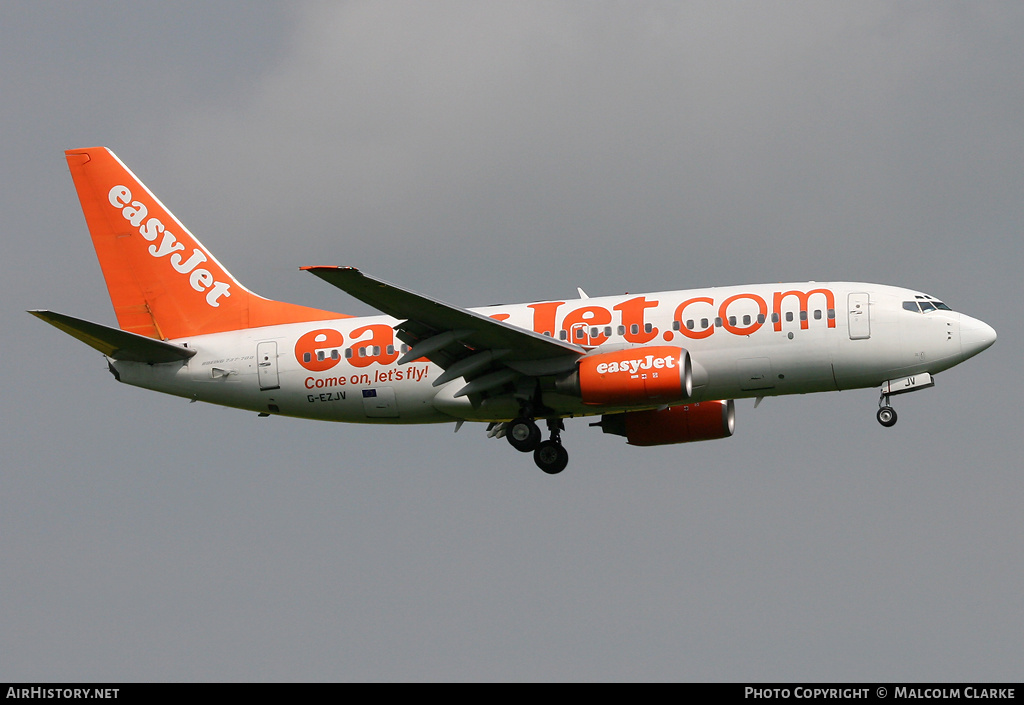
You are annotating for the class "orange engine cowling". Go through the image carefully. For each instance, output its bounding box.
[560,346,692,406]
[595,400,735,446]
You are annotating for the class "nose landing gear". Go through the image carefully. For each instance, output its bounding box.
[876,400,898,427]
[875,373,936,428]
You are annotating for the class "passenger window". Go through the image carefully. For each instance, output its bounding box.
[757,314,766,324]
[800,311,808,321]
[701,318,709,329]
[317,351,325,361]
[814,310,822,320]
[630,324,639,335]
[729,316,737,326]
[786,312,794,322]
[771,313,780,323]
[345,348,353,359]
[827,309,835,319]
[303,352,311,363]
[743,315,751,326]
[686,320,695,330]
[331,349,339,360]
[644,323,653,333]
[715,317,723,327]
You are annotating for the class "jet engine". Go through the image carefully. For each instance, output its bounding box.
[594,400,735,446]
[556,346,692,406]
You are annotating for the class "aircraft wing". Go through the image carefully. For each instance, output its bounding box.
[29,310,196,363]
[302,266,584,397]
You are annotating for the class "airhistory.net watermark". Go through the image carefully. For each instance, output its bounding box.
[6,689,118,699]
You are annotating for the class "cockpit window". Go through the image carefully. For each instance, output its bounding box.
[903,298,954,313]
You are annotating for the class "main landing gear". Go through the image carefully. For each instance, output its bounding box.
[507,417,542,452]
[506,415,569,474]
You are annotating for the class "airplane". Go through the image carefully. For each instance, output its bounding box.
[31,147,997,474]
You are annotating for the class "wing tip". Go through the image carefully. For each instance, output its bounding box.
[301,265,360,273]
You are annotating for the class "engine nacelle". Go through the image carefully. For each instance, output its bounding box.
[557,346,692,406]
[595,400,735,446]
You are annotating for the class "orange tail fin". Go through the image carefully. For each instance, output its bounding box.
[65,147,346,340]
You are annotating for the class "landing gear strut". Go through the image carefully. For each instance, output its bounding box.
[877,393,898,427]
[533,419,568,475]
[502,395,569,473]
[874,374,936,427]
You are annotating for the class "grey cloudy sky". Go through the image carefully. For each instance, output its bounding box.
[2,1,1021,681]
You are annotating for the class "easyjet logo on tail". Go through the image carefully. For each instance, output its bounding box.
[107,185,231,308]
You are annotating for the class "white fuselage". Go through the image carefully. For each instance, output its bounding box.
[111,281,988,424]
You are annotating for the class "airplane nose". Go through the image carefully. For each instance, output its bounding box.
[959,314,997,361]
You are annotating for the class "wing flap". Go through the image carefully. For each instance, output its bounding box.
[29,310,196,363]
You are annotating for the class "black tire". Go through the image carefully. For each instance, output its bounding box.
[877,406,897,427]
[507,417,541,452]
[534,440,569,475]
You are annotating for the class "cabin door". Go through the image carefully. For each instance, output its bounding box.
[257,341,281,390]
[848,293,871,340]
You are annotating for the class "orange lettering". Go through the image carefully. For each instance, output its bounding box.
[528,301,564,337]
[348,324,399,368]
[773,289,836,331]
[614,296,659,343]
[295,329,345,371]
[674,297,715,340]
[562,306,612,346]
[719,293,767,336]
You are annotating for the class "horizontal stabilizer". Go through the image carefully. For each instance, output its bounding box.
[28,310,196,363]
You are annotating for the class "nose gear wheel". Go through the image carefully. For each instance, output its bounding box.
[877,392,898,427]
[877,406,897,427]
